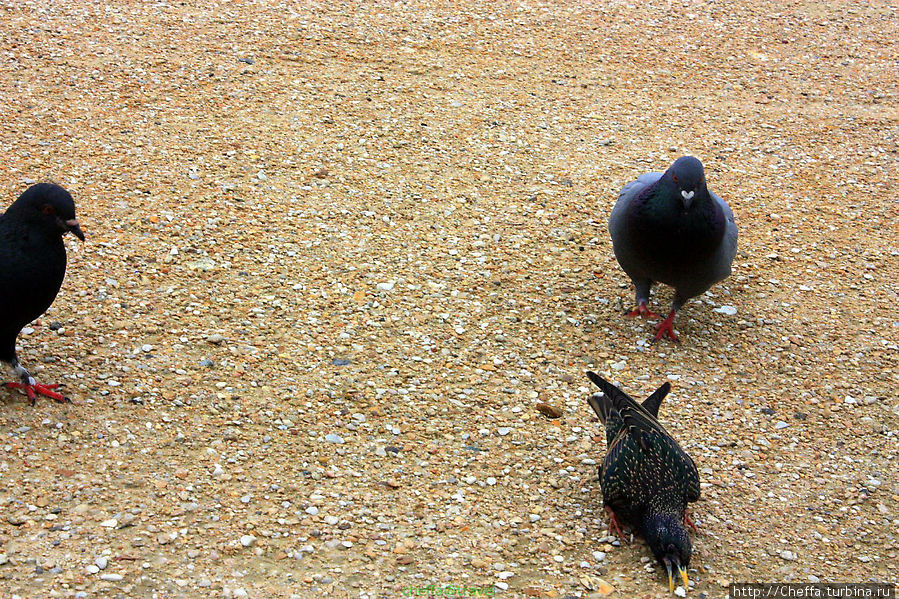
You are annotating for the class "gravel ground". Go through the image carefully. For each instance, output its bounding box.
[0,1,896,598]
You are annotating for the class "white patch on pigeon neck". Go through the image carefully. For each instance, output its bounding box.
[681,190,695,200]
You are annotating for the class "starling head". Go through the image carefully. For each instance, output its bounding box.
[643,513,691,593]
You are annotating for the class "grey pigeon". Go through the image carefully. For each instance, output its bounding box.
[608,156,737,341]
[1,183,84,404]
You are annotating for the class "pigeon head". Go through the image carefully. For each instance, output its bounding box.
[666,156,707,210]
[10,183,85,241]
[643,513,691,592]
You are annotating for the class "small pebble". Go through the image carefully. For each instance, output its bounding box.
[779,550,797,561]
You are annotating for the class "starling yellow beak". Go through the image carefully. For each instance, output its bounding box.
[664,558,689,593]
[679,565,689,590]
[665,559,675,593]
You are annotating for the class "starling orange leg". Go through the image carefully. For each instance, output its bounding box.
[5,382,69,405]
[653,310,680,342]
[626,300,659,320]
[604,506,626,540]
[684,510,699,534]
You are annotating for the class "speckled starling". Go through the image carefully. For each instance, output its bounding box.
[587,371,699,592]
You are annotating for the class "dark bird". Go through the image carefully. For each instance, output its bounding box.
[608,156,738,341]
[586,371,699,592]
[1,183,84,404]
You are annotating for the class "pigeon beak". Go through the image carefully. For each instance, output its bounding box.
[681,189,695,209]
[66,218,85,241]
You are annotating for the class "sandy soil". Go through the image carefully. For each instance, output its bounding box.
[0,1,896,598]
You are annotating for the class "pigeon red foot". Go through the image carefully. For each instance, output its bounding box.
[626,300,659,320]
[5,381,69,405]
[653,310,680,343]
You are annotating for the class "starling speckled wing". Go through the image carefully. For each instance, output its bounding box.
[608,156,738,341]
[0,183,84,405]
[587,371,699,592]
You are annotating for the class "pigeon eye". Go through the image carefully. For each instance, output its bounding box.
[41,204,55,215]
[672,174,678,184]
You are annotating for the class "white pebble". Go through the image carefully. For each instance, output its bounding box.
[324,515,339,525]
[713,305,738,315]
[675,586,687,597]
[95,556,108,570]
[100,519,118,528]
[780,550,797,561]
[100,573,123,582]
[240,535,256,547]
[486,477,497,486]
[305,506,320,516]
[85,565,100,575]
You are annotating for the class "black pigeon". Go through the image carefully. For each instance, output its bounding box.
[0,183,84,404]
[608,156,738,341]
[586,371,699,592]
